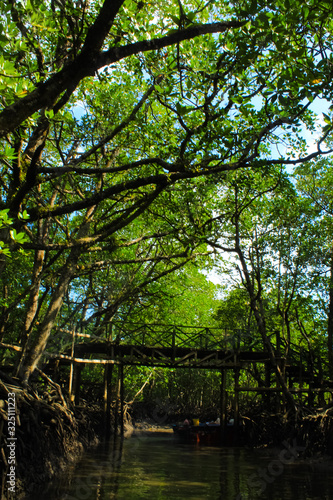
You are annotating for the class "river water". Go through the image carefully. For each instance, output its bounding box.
[30,429,333,500]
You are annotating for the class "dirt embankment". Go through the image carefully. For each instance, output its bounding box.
[0,376,104,499]
[243,408,333,457]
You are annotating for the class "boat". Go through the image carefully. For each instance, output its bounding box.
[172,421,221,444]
[172,419,243,445]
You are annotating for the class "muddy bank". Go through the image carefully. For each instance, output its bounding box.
[0,377,104,499]
[242,408,333,458]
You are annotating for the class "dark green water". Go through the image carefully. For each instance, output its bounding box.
[31,431,333,499]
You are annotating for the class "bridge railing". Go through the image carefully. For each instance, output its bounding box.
[108,322,259,351]
[50,323,261,356]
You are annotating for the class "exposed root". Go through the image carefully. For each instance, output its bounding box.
[0,375,103,499]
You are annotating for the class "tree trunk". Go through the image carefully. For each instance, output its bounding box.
[234,207,296,413]
[17,199,98,383]
[327,248,333,380]
[21,249,45,346]
[249,295,296,413]
[17,259,76,384]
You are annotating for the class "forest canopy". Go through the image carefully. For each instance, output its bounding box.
[0,0,333,395]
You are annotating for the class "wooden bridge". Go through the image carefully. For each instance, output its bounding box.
[60,323,269,369]
[42,322,333,438]
[1,322,330,440]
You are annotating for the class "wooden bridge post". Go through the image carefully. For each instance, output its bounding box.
[114,367,120,434]
[281,357,287,413]
[172,327,176,362]
[299,348,303,406]
[264,362,271,405]
[104,363,114,439]
[275,330,281,357]
[120,364,124,436]
[68,327,76,401]
[107,322,113,341]
[220,369,227,441]
[114,364,125,435]
[274,329,282,410]
[69,364,74,402]
[234,367,240,442]
[68,328,83,405]
[73,363,83,405]
[69,364,74,403]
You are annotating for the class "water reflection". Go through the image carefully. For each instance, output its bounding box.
[30,430,333,499]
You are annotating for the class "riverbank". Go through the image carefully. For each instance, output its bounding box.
[1,375,333,499]
[24,425,333,500]
[243,408,333,457]
[0,377,104,499]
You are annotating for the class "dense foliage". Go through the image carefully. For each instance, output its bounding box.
[0,0,333,412]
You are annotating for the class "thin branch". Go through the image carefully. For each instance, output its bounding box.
[0,18,246,136]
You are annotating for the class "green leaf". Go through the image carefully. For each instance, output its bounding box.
[19,210,30,220]
[15,233,28,243]
[45,109,54,119]
[323,112,331,124]
[170,15,180,25]
[278,94,289,107]
[187,12,196,22]
[0,34,9,44]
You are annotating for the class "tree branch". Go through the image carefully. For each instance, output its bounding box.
[0,19,245,136]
